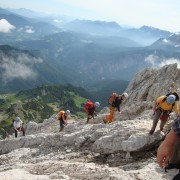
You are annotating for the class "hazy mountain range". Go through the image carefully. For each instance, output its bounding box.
[0,7,180,93]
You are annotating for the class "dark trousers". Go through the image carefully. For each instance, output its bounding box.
[14,127,25,138]
[60,120,65,131]
[87,111,95,123]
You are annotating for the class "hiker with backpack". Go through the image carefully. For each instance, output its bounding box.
[85,101,100,123]
[103,92,128,123]
[149,93,179,135]
[57,110,70,131]
[13,116,25,138]
[157,116,180,179]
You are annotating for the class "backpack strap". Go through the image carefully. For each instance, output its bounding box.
[162,96,167,103]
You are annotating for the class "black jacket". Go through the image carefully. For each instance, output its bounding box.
[112,96,123,112]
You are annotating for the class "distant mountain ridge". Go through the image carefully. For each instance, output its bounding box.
[151,33,180,51]
[64,19,121,35]
[63,19,171,45]
[139,25,171,37]
[0,7,172,46]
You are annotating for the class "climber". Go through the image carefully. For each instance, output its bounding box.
[57,109,70,131]
[157,116,180,179]
[103,92,128,123]
[149,94,179,135]
[13,116,25,138]
[85,101,100,123]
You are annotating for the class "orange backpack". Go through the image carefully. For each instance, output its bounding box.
[108,93,118,105]
[58,110,65,120]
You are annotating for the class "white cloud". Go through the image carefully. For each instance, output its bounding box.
[0,19,15,33]
[25,29,35,33]
[144,54,159,67]
[17,26,35,33]
[24,26,35,33]
[0,53,43,83]
[53,19,63,23]
[159,58,180,68]
[162,39,169,43]
[145,54,180,69]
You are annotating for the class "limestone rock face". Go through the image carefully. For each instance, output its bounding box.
[0,64,180,179]
[121,63,180,120]
[0,113,162,155]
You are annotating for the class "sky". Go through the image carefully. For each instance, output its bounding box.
[0,0,180,32]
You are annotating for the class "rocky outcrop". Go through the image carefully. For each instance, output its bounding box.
[0,110,167,155]
[121,63,180,120]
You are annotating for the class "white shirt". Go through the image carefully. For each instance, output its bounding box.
[13,119,22,129]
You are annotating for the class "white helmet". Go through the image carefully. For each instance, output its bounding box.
[15,116,21,122]
[66,110,70,115]
[94,102,100,108]
[122,92,128,98]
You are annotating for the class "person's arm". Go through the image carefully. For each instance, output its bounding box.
[20,120,23,127]
[173,103,179,116]
[157,128,177,168]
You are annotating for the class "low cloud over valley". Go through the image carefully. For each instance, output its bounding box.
[145,54,180,68]
[0,52,43,83]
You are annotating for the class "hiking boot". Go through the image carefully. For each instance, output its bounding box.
[149,130,154,135]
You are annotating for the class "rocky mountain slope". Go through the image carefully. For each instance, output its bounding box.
[0,64,179,180]
[122,63,180,120]
[152,33,180,51]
